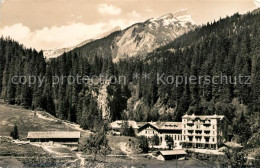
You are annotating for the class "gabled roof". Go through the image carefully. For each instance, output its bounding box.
[27,131,81,139]
[138,122,182,131]
[136,122,147,127]
[159,150,187,156]
[138,122,159,131]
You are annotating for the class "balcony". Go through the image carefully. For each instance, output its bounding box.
[203,121,211,126]
[204,131,210,135]
[187,120,193,124]
[203,125,211,130]
[187,121,194,126]
[183,139,217,144]
[187,126,194,130]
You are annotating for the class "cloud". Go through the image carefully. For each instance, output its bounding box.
[0,9,145,50]
[0,22,113,50]
[0,17,142,50]
[0,23,31,42]
[108,11,143,29]
[128,10,141,18]
[255,0,260,7]
[98,4,122,15]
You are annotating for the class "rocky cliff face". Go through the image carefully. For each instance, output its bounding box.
[111,9,196,62]
[97,84,110,119]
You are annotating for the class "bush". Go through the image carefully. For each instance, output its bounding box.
[83,129,111,160]
[151,135,160,146]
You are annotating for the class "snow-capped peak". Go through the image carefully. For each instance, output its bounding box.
[173,9,194,24]
[148,9,194,25]
[112,9,196,62]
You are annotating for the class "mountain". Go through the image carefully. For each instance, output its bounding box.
[73,9,196,62]
[112,9,195,62]
[43,39,94,60]
[252,7,260,14]
[43,26,121,59]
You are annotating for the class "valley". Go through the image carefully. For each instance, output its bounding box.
[0,5,259,168]
[0,101,213,168]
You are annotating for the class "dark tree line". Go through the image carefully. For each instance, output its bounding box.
[0,37,127,131]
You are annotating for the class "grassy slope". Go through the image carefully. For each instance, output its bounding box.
[0,102,87,167]
[107,135,139,155]
[0,102,79,138]
[0,101,129,154]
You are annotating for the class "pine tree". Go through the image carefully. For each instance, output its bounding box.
[10,124,19,140]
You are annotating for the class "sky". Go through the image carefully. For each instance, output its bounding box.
[0,0,258,50]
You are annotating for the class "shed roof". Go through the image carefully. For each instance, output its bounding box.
[159,150,187,156]
[224,142,243,148]
[27,131,81,139]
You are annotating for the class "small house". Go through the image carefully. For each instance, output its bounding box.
[158,150,187,161]
[110,120,140,135]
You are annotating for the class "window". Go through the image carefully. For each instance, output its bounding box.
[175,135,176,140]
[213,125,215,129]
[212,138,215,142]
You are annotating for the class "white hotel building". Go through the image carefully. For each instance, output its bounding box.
[110,114,229,150]
[181,114,229,150]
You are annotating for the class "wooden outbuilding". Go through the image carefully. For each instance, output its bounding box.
[27,131,80,146]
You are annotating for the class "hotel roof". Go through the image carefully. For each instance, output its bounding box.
[138,122,182,131]
[182,114,226,120]
[27,131,81,139]
[158,122,182,130]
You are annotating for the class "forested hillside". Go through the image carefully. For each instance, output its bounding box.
[116,12,260,144]
[0,11,259,145]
